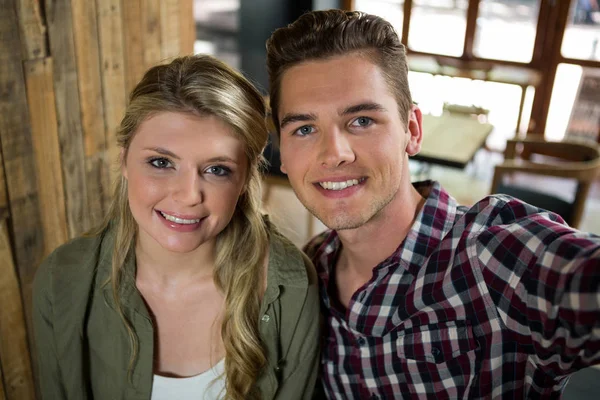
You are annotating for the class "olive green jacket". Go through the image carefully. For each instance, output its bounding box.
[32,223,320,400]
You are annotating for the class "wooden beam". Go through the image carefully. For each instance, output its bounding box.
[528,0,570,135]
[15,0,47,59]
[402,0,413,47]
[0,366,5,400]
[160,0,181,60]
[0,0,46,350]
[46,0,91,237]
[0,147,8,221]
[23,57,69,256]
[341,0,354,10]
[463,0,480,58]
[123,0,146,95]
[96,0,127,185]
[142,0,162,69]
[72,0,111,227]
[0,220,35,400]
[179,0,195,56]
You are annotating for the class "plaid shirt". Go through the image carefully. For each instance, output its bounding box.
[305,181,600,399]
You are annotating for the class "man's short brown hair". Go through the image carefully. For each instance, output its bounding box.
[266,9,412,133]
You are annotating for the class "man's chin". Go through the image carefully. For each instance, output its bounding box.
[313,210,368,231]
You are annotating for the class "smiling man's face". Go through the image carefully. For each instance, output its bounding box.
[277,53,421,231]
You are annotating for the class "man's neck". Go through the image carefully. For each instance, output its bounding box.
[336,182,425,275]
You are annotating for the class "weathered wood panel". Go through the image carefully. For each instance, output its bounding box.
[72,0,110,227]
[0,149,8,221]
[122,0,146,96]
[142,0,163,69]
[15,0,47,59]
[0,220,35,400]
[96,0,127,187]
[46,0,91,237]
[23,57,69,256]
[179,0,196,56]
[0,366,6,400]
[160,0,181,60]
[0,0,45,346]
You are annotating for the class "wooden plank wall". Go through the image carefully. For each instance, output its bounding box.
[0,0,195,398]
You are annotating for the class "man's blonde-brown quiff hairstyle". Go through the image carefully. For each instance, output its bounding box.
[266,9,413,132]
[92,54,269,400]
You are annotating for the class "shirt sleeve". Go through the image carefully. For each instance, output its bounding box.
[32,253,66,399]
[478,204,600,376]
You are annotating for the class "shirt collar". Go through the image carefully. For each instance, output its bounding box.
[313,181,461,281]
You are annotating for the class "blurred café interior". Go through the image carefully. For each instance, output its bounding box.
[0,0,598,399]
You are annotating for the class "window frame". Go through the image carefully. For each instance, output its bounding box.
[344,0,600,137]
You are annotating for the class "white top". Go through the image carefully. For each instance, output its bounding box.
[151,359,226,400]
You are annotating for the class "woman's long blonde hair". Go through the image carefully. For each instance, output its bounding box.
[92,55,269,399]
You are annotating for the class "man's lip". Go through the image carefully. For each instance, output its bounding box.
[155,210,203,219]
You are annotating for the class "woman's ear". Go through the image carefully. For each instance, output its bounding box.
[405,104,423,156]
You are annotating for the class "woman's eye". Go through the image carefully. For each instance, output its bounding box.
[206,166,231,177]
[149,158,172,169]
[294,125,315,136]
[351,117,373,127]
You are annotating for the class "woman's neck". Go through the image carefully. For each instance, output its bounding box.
[135,235,216,289]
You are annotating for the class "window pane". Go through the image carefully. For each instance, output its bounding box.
[545,64,583,141]
[408,0,468,56]
[473,0,540,62]
[561,0,600,61]
[193,0,240,68]
[408,71,528,151]
[354,0,404,36]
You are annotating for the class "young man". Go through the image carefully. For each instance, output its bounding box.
[265,9,600,399]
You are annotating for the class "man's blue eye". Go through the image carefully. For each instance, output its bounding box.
[352,117,372,127]
[150,158,171,169]
[295,125,314,136]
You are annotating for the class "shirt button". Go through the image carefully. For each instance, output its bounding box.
[261,314,270,323]
[357,337,366,346]
[431,346,441,359]
[370,394,379,400]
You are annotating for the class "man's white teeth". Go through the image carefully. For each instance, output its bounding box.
[319,179,360,190]
[160,212,200,224]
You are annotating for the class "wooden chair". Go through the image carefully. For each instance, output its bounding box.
[490,138,600,228]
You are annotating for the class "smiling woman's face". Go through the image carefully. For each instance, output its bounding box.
[122,111,248,255]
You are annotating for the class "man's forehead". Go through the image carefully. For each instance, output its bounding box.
[278,56,390,118]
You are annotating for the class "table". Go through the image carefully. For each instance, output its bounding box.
[413,114,494,169]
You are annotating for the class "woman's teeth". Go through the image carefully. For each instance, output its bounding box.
[160,211,200,224]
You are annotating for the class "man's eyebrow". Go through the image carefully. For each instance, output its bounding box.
[144,147,180,159]
[280,113,317,130]
[340,102,388,115]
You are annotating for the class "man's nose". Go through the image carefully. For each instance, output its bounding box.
[317,128,356,168]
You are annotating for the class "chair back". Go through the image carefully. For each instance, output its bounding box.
[490,138,600,228]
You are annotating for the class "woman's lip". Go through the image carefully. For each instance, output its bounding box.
[156,210,202,220]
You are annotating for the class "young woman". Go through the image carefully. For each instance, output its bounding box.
[32,55,320,400]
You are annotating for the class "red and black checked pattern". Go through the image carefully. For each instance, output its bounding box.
[305,181,600,399]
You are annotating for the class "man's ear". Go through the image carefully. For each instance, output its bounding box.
[120,149,128,180]
[280,163,287,174]
[405,104,423,156]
